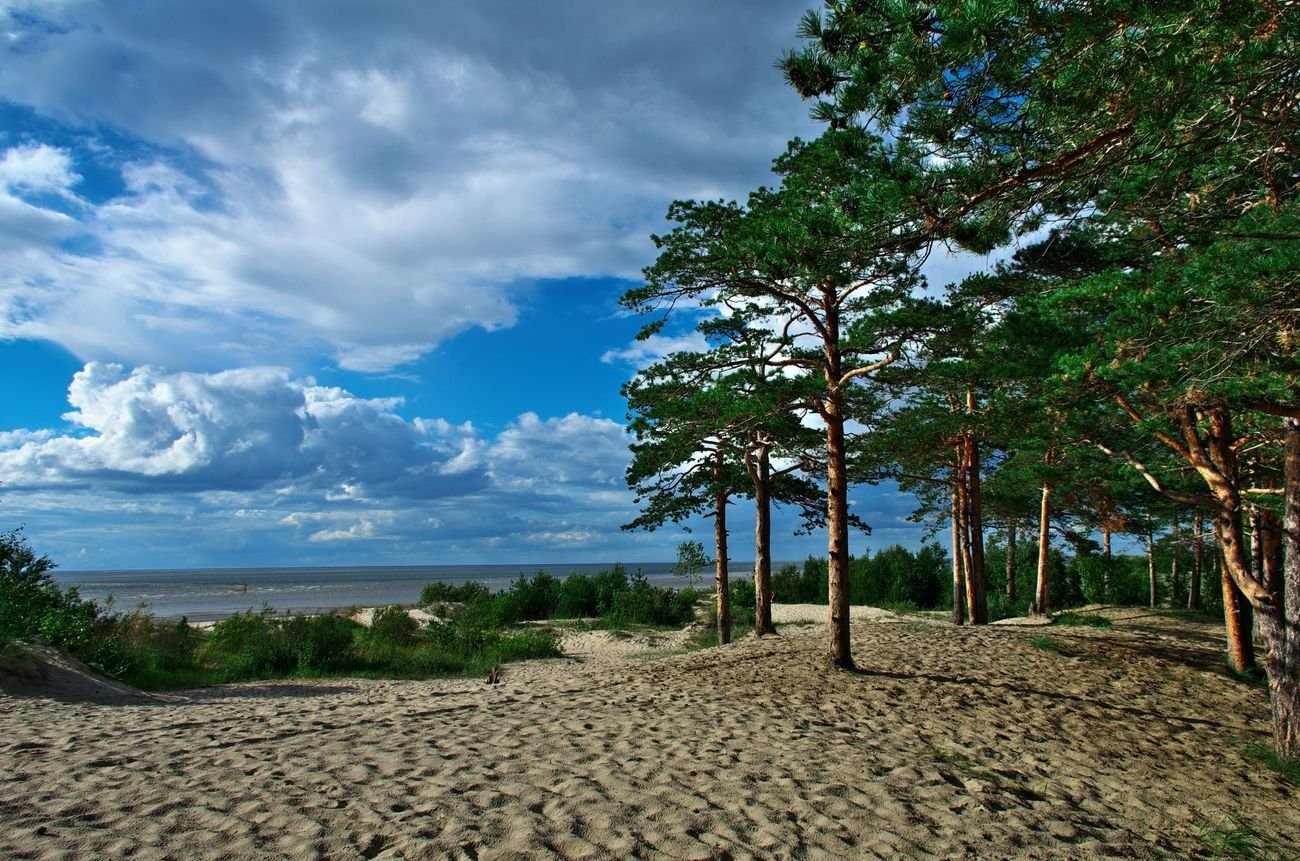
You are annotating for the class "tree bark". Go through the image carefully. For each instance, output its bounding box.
[1006,521,1017,608]
[752,446,775,637]
[1190,509,1203,611]
[1274,416,1300,758]
[713,451,730,647]
[1202,410,1256,671]
[825,393,853,668]
[1102,526,1112,601]
[1169,515,1180,608]
[964,391,988,624]
[951,480,966,626]
[1147,511,1157,609]
[1034,480,1053,616]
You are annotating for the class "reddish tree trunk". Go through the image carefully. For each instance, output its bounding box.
[1201,410,1256,671]
[826,395,853,668]
[951,480,966,626]
[1034,480,1053,616]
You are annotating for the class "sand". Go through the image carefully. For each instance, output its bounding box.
[2,605,1296,860]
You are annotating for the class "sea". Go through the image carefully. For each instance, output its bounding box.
[50,562,746,622]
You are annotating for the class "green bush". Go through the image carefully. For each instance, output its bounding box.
[1,528,99,652]
[494,572,562,625]
[604,573,696,627]
[419,580,491,606]
[205,608,296,678]
[282,614,359,673]
[369,604,420,647]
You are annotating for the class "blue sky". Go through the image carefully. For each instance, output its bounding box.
[0,0,941,570]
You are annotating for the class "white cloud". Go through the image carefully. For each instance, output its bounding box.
[0,363,654,563]
[0,0,815,372]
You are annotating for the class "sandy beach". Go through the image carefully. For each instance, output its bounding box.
[2,605,1296,860]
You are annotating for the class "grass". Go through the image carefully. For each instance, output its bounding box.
[1241,742,1300,788]
[1197,815,1290,861]
[1052,612,1112,629]
[1224,656,1269,688]
[1026,634,1065,654]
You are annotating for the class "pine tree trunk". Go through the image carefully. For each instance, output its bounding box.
[1201,411,1256,672]
[958,466,977,625]
[1169,515,1180,608]
[1251,507,1265,642]
[951,481,966,626]
[1102,526,1112,601]
[1006,521,1017,607]
[1190,510,1203,611]
[1273,416,1300,758]
[963,427,988,623]
[1217,525,1257,672]
[753,447,775,637]
[826,396,853,668]
[1034,480,1053,616]
[1147,512,1157,609]
[713,452,730,647]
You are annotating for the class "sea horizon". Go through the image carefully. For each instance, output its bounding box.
[52,560,772,622]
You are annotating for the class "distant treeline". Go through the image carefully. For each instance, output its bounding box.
[769,541,1222,622]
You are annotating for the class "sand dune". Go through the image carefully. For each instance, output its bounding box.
[2,606,1296,859]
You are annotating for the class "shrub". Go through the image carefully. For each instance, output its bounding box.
[369,604,420,647]
[419,580,491,606]
[282,614,359,673]
[205,608,296,678]
[0,528,100,653]
[494,572,561,625]
[604,573,696,627]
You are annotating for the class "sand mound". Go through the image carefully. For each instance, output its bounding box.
[0,643,169,705]
[2,606,1295,859]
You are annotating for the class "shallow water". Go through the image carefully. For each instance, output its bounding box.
[52,562,705,621]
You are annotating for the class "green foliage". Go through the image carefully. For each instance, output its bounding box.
[850,544,947,609]
[1052,613,1112,630]
[419,580,491,606]
[1026,635,1064,654]
[368,604,420,647]
[555,567,629,618]
[0,528,93,651]
[1241,743,1300,789]
[672,540,710,590]
[1197,815,1287,861]
[604,573,697,628]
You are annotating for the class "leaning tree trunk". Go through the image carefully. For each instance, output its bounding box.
[1034,480,1053,616]
[713,452,730,647]
[1273,416,1300,758]
[752,446,775,637]
[1200,410,1256,672]
[825,394,853,669]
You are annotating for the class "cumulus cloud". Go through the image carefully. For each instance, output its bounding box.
[0,363,664,564]
[0,362,485,497]
[0,0,813,372]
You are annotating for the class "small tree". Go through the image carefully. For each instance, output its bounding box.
[672,540,711,591]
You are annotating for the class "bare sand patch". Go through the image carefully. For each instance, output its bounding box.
[2,606,1294,859]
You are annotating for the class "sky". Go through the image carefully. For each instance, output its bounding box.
[0,0,952,571]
